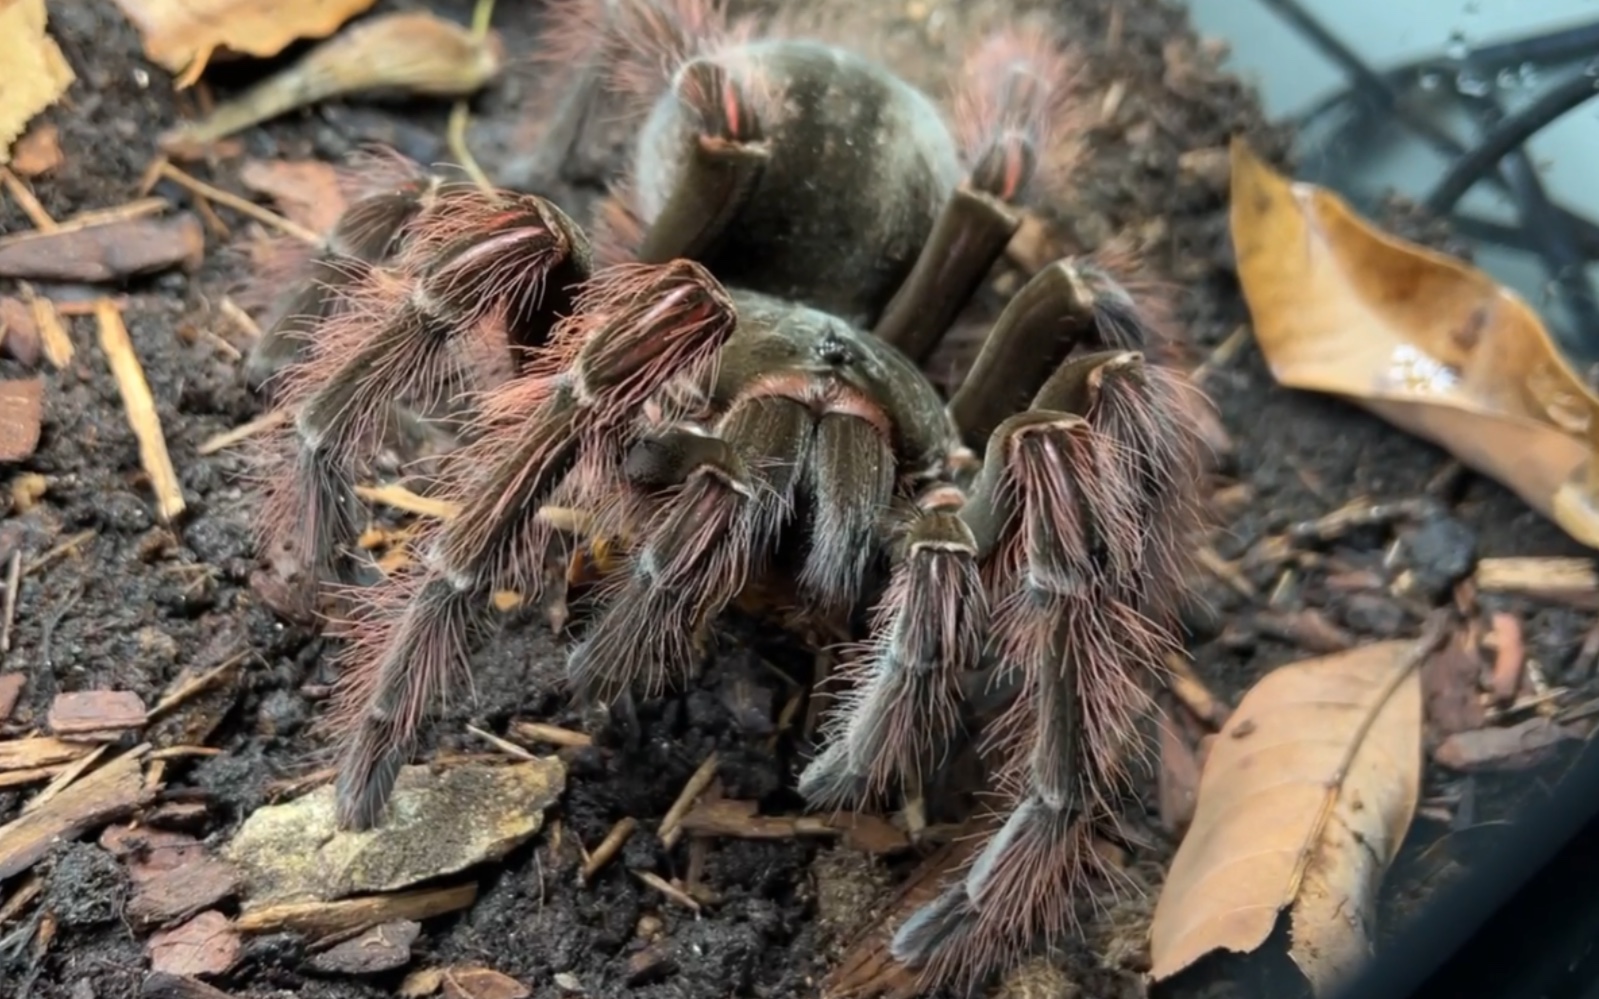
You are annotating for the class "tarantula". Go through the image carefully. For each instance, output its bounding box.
[246,0,1206,987]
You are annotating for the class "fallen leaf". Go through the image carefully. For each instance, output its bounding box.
[106,0,378,75]
[442,966,531,999]
[308,919,420,975]
[0,0,75,165]
[1433,716,1579,772]
[146,910,240,977]
[1230,139,1599,548]
[10,123,62,176]
[1148,635,1434,994]
[0,214,205,282]
[0,377,43,462]
[238,160,347,235]
[223,758,565,904]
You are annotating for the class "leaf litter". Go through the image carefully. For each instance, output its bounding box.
[1149,620,1446,994]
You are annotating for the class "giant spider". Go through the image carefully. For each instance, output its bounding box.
[246,0,1207,987]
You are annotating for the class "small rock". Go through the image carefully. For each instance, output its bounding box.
[553,972,583,993]
[1405,516,1478,602]
[309,920,421,975]
[625,943,678,986]
[223,758,566,904]
[1341,592,1408,637]
[69,980,95,999]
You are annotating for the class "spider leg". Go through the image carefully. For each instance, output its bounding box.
[891,314,1204,982]
[329,259,737,830]
[872,28,1075,364]
[796,486,985,808]
[244,170,437,390]
[256,187,592,588]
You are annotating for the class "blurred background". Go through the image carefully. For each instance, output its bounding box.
[1175,0,1599,367]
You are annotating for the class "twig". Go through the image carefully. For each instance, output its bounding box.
[218,296,262,341]
[197,409,288,456]
[354,483,460,520]
[21,285,73,369]
[659,753,719,848]
[23,529,96,577]
[1195,544,1256,599]
[446,0,498,193]
[467,724,536,760]
[0,168,55,232]
[148,652,247,720]
[581,817,637,881]
[156,162,319,245]
[0,552,19,654]
[632,870,700,912]
[96,300,186,523]
[510,720,592,748]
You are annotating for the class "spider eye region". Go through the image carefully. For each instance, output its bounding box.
[814,329,863,369]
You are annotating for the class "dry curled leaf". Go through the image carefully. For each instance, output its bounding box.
[1230,139,1599,548]
[107,0,377,76]
[0,0,75,165]
[1149,635,1433,994]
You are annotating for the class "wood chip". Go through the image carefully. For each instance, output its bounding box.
[0,747,149,879]
[1254,608,1357,653]
[147,910,240,978]
[0,736,95,771]
[509,720,592,749]
[0,672,23,718]
[308,919,420,975]
[0,214,205,282]
[101,824,208,881]
[234,882,478,937]
[128,855,242,928]
[0,296,41,365]
[1158,717,1202,835]
[440,966,531,999]
[10,123,62,177]
[1475,557,1599,606]
[580,817,636,881]
[47,689,149,737]
[1434,716,1580,772]
[97,300,186,523]
[0,377,43,462]
[1421,634,1487,738]
[633,870,700,912]
[355,483,461,520]
[1167,654,1231,729]
[25,287,73,368]
[1488,612,1525,706]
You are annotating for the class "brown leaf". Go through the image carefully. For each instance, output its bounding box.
[1434,716,1579,772]
[47,689,148,737]
[441,967,531,999]
[0,0,74,165]
[237,160,347,235]
[1230,139,1599,548]
[1149,637,1431,994]
[0,214,205,283]
[11,123,62,177]
[146,910,240,978]
[0,377,42,462]
[106,0,378,75]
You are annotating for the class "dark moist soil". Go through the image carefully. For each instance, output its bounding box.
[2,1,1594,998]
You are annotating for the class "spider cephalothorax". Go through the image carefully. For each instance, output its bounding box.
[246,0,1207,988]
